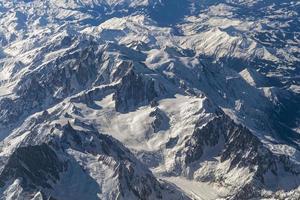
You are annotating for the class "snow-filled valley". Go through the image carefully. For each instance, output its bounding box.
[0,0,300,199]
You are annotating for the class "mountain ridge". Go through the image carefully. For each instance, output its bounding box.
[0,0,300,199]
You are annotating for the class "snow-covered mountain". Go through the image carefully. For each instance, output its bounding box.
[0,0,300,199]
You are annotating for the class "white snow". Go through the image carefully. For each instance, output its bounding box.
[0,0,299,199]
[161,177,228,200]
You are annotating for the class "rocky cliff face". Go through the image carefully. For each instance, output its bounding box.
[114,68,165,113]
[181,114,300,195]
[0,144,64,190]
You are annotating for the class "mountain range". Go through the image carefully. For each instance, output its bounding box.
[0,0,300,199]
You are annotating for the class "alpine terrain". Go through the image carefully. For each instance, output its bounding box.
[0,0,300,199]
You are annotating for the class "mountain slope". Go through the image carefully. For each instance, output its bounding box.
[0,0,300,199]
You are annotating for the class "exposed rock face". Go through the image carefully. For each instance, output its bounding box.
[114,69,164,113]
[0,144,64,189]
[0,40,102,128]
[60,123,167,200]
[0,98,19,126]
[180,113,300,198]
[149,108,170,133]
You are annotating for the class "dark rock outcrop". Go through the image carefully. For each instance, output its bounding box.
[182,113,300,197]
[149,108,170,133]
[0,144,65,189]
[114,69,164,113]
